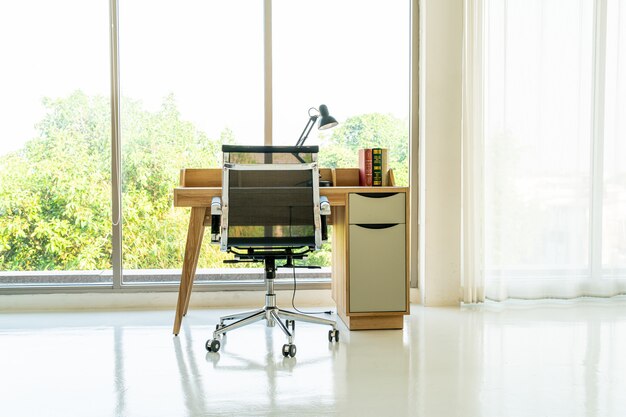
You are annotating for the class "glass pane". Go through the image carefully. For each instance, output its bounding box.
[601,0,626,276]
[484,0,594,277]
[119,0,263,282]
[272,0,410,187]
[0,1,112,285]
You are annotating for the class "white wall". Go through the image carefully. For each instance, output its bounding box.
[419,0,463,306]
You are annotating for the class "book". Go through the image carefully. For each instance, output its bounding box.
[371,148,389,186]
[358,148,373,186]
[380,148,389,186]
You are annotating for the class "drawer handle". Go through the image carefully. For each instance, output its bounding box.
[354,223,398,230]
[355,192,397,198]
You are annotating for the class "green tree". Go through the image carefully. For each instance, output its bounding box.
[118,93,227,269]
[0,91,230,271]
[1,94,407,272]
[0,92,112,270]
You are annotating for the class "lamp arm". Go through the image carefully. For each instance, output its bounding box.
[295,114,319,147]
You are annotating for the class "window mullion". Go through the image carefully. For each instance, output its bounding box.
[109,0,122,289]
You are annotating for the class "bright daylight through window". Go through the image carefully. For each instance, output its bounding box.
[0,0,112,286]
[0,0,410,288]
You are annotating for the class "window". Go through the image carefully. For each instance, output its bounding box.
[118,0,263,283]
[272,0,410,186]
[1,0,413,290]
[0,0,111,285]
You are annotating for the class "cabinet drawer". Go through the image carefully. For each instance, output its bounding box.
[349,224,406,312]
[349,193,405,224]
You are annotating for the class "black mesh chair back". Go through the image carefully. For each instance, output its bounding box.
[220,145,322,253]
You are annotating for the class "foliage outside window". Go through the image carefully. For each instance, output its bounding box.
[0,94,406,273]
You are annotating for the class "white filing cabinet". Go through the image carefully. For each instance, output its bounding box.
[348,193,407,314]
[330,188,410,330]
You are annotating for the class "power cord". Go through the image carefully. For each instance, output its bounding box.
[291,265,333,315]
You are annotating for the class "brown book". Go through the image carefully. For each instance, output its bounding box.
[358,148,373,186]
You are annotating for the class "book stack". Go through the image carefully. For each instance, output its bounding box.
[358,148,389,186]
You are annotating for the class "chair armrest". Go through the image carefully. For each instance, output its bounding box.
[320,196,331,216]
[320,196,330,242]
[211,197,222,215]
[210,197,222,243]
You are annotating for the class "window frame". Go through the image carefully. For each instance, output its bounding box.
[0,0,418,293]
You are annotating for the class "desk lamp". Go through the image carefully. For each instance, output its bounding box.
[294,104,338,147]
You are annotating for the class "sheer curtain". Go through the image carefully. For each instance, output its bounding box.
[462,0,486,303]
[463,0,626,301]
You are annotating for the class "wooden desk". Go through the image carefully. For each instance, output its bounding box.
[172,168,410,335]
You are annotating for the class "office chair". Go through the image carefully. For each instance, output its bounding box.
[205,145,339,358]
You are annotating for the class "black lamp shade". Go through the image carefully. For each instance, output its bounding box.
[317,104,338,130]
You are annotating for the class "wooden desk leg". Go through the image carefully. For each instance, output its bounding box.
[183,218,206,317]
[173,207,207,335]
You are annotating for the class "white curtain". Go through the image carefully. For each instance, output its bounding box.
[463,0,626,301]
[462,0,486,303]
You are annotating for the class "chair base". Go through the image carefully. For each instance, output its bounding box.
[214,306,337,343]
[205,260,338,357]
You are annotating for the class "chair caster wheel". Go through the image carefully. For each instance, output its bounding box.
[206,339,221,352]
[286,319,295,331]
[282,343,296,358]
[328,329,339,343]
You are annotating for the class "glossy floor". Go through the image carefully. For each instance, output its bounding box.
[1,298,626,417]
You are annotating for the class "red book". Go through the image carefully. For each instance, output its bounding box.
[358,148,373,186]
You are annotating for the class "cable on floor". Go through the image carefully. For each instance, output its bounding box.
[291,265,333,315]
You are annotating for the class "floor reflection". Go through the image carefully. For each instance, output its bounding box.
[171,315,344,416]
[2,299,626,416]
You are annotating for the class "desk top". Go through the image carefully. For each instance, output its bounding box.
[174,168,408,208]
[174,185,408,207]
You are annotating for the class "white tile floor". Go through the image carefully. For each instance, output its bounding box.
[1,298,626,417]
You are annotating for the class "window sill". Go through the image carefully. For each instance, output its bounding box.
[0,267,331,294]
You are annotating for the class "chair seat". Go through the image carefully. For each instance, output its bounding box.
[228,237,315,247]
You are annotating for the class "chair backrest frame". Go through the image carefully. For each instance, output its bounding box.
[220,160,323,253]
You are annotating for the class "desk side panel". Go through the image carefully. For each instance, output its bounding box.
[331,207,348,317]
